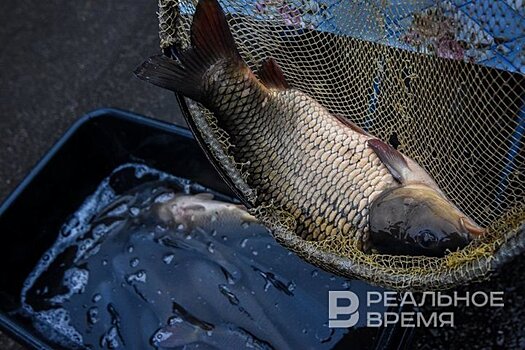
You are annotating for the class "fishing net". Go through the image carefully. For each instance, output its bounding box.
[156,0,525,290]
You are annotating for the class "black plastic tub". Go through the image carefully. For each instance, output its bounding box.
[0,108,412,349]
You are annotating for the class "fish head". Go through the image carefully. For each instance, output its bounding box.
[156,193,256,229]
[367,184,485,257]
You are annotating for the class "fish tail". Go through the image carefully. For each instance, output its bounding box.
[134,0,243,102]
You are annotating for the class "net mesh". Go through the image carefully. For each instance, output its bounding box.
[157,0,525,290]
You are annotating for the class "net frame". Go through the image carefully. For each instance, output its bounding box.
[156,0,525,290]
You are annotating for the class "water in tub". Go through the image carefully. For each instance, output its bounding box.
[20,164,382,349]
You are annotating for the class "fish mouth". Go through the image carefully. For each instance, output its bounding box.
[459,216,486,238]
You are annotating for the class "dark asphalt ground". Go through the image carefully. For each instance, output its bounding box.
[1,1,524,350]
[0,0,185,204]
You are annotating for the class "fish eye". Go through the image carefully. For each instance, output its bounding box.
[416,229,438,248]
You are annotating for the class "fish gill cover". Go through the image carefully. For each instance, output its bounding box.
[154,0,525,290]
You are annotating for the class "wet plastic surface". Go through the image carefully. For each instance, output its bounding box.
[0,109,412,350]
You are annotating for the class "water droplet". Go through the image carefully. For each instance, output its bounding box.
[129,207,140,217]
[87,307,99,325]
[266,244,271,249]
[240,238,248,248]
[252,250,258,256]
[61,217,79,237]
[207,242,215,253]
[241,222,250,229]
[127,245,134,253]
[221,236,228,241]
[93,224,108,238]
[219,284,240,305]
[92,293,102,303]
[130,258,140,268]
[168,316,183,326]
[162,254,174,265]
[102,259,108,266]
[151,329,173,345]
[311,270,319,277]
[210,214,218,222]
[126,270,147,284]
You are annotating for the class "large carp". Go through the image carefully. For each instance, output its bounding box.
[136,0,484,257]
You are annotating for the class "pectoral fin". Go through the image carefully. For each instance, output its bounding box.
[368,139,409,183]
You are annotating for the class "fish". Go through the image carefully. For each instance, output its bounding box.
[135,0,485,257]
[155,192,257,230]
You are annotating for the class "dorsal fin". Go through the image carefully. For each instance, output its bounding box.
[258,58,289,90]
[190,0,242,62]
[368,139,409,183]
[333,114,370,136]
